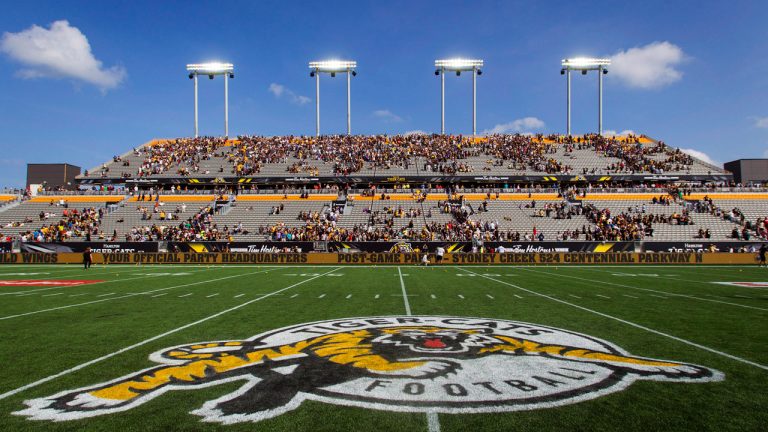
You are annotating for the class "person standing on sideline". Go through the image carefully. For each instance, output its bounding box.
[83,247,92,270]
[436,246,445,264]
[758,244,767,268]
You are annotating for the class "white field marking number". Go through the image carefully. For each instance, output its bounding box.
[611,273,659,277]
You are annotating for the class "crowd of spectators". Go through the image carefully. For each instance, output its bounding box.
[136,137,224,177]
[122,204,227,241]
[99,133,709,180]
[690,195,766,240]
[16,207,104,242]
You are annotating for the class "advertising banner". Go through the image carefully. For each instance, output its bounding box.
[19,242,159,254]
[0,252,758,266]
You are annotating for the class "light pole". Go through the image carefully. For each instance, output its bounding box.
[309,60,357,136]
[435,59,483,135]
[186,63,235,137]
[560,58,610,136]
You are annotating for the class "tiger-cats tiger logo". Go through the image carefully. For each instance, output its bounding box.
[16,316,722,424]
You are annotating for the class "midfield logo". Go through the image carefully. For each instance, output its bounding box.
[16,316,722,424]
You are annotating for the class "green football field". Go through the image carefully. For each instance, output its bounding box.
[0,263,766,431]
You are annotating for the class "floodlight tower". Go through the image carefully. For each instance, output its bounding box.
[434,59,483,135]
[309,60,357,136]
[560,58,610,135]
[186,63,235,138]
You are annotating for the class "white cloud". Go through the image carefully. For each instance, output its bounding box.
[373,109,403,123]
[404,130,427,136]
[268,83,285,97]
[681,148,719,166]
[482,117,545,135]
[609,41,685,89]
[602,129,636,136]
[268,83,310,105]
[0,20,126,91]
[752,117,768,128]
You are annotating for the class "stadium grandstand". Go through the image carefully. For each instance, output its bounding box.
[0,132,765,253]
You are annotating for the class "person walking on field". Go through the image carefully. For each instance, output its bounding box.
[436,246,445,264]
[83,247,92,270]
[758,244,767,268]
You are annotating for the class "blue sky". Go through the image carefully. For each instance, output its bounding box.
[0,0,766,187]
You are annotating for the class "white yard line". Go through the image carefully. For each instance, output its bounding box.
[397,267,412,315]
[0,267,341,402]
[397,266,440,431]
[522,268,768,312]
[486,294,494,299]
[206,293,220,298]
[585,267,768,292]
[234,294,245,298]
[178,293,193,298]
[0,268,275,322]
[623,294,639,299]
[346,294,352,299]
[596,294,610,299]
[96,293,116,297]
[427,411,441,432]
[0,267,211,296]
[569,294,581,299]
[458,294,465,299]
[41,292,63,297]
[151,293,168,298]
[460,267,768,372]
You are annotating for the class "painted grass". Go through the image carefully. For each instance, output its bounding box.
[0,264,765,431]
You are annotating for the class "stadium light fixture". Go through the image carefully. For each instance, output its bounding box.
[561,57,611,136]
[309,60,357,72]
[561,58,610,69]
[435,59,484,135]
[186,62,235,138]
[309,60,357,136]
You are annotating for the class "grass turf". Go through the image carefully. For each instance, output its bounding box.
[0,264,766,431]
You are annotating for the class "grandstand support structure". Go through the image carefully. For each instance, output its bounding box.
[224,69,229,137]
[193,73,198,137]
[186,63,235,138]
[566,68,572,135]
[315,69,320,137]
[435,59,483,135]
[561,58,610,135]
[472,64,477,136]
[309,60,357,136]
[441,65,445,134]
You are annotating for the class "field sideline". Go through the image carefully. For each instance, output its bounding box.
[0,264,766,431]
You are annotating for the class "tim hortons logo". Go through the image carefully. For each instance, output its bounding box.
[16,316,722,424]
